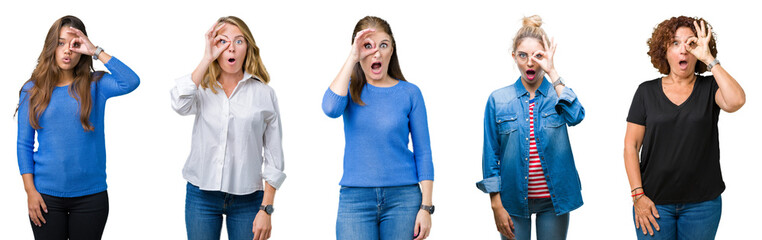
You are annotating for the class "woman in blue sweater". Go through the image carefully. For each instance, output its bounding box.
[16,15,140,240]
[322,16,435,240]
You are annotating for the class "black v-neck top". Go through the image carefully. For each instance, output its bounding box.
[627,75,722,204]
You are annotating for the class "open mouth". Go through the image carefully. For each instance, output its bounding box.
[62,57,71,64]
[371,61,382,74]
[526,69,537,80]
[227,58,236,64]
[679,60,688,69]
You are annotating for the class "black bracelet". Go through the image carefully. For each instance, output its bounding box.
[631,187,643,193]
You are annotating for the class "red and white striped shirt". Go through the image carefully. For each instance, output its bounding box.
[528,100,550,198]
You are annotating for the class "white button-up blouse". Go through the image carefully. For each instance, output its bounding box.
[170,73,285,195]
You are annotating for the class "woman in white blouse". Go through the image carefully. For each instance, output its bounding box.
[170,16,285,240]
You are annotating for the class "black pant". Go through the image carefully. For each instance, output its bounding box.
[30,191,109,240]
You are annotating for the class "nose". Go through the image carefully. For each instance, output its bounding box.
[679,43,688,54]
[373,49,381,58]
[227,42,235,52]
[526,58,534,67]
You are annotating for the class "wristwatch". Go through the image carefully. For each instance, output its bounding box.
[93,46,104,60]
[260,205,274,215]
[707,59,720,71]
[420,204,435,214]
[552,77,566,87]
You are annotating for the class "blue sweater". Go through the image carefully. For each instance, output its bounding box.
[17,57,140,197]
[322,81,434,187]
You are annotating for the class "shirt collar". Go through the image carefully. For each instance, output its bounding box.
[513,76,552,98]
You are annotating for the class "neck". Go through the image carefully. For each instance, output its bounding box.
[665,72,696,85]
[219,70,244,85]
[58,69,75,86]
[521,77,542,98]
[366,74,396,87]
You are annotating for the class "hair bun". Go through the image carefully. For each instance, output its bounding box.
[522,15,543,28]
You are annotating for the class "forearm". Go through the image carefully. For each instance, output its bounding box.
[191,58,213,87]
[22,173,37,193]
[97,51,112,64]
[329,57,355,96]
[490,192,504,210]
[547,69,564,97]
[419,180,433,205]
[711,64,746,109]
[624,147,644,193]
[261,182,276,206]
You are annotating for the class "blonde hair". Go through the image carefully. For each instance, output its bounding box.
[201,16,270,93]
[512,15,547,52]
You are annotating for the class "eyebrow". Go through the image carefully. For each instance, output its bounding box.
[221,34,245,39]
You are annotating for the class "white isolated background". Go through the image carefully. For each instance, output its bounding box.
[1,0,758,239]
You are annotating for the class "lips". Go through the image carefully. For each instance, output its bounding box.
[679,60,688,70]
[227,58,236,65]
[371,61,382,74]
[62,57,71,64]
[526,69,536,80]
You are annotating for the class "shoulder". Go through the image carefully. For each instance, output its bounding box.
[489,85,517,100]
[21,81,35,91]
[634,78,660,94]
[250,78,278,97]
[397,80,422,95]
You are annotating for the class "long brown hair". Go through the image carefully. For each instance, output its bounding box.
[350,16,406,106]
[201,16,270,94]
[18,15,103,131]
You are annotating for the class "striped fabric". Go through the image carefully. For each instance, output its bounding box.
[528,100,550,198]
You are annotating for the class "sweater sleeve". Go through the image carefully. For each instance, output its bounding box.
[262,87,287,189]
[97,57,141,99]
[170,74,199,116]
[17,82,36,175]
[322,87,349,118]
[408,86,434,181]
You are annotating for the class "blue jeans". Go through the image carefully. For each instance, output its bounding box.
[501,198,569,240]
[185,182,264,240]
[633,195,722,240]
[336,184,422,240]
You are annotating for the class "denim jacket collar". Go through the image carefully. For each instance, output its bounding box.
[513,76,552,99]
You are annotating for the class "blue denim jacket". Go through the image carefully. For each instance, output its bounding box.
[476,77,585,218]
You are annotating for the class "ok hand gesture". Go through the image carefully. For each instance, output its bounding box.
[686,20,714,64]
[66,27,97,56]
[203,22,230,63]
[530,35,558,77]
[349,28,378,63]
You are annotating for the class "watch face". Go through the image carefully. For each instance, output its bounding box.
[266,205,274,214]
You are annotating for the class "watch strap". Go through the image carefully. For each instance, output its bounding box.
[707,59,720,71]
[93,46,103,60]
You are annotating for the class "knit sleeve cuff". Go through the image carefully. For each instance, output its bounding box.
[476,176,501,193]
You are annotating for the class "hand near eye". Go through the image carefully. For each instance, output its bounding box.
[204,22,230,63]
[66,27,96,56]
[530,35,558,78]
[350,28,378,63]
[686,20,714,64]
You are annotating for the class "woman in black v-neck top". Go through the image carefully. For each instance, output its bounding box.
[624,16,745,239]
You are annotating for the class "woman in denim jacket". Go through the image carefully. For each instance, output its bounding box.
[476,15,584,240]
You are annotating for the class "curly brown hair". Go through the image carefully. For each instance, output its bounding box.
[647,16,717,75]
